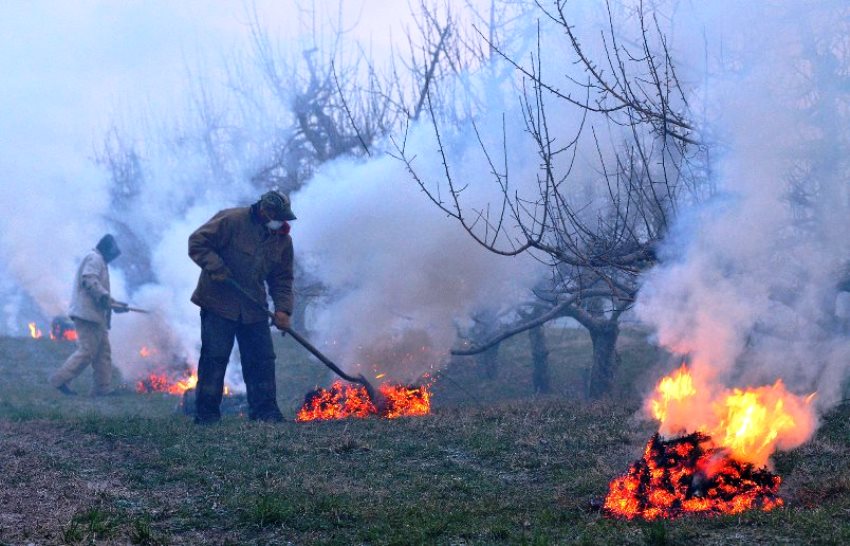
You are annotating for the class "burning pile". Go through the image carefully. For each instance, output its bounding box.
[605,432,782,520]
[604,365,815,520]
[50,316,77,341]
[133,345,203,395]
[136,371,198,395]
[26,316,78,341]
[296,380,432,421]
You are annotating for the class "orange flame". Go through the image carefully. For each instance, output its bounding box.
[650,364,696,423]
[136,371,198,395]
[380,383,431,419]
[646,365,815,466]
[49,323,77,342]
[296,381,432,421]
[49,331,77,341]
[27,322,43,339]
[605,364,817,520]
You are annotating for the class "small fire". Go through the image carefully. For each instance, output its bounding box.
[27,322,43,339]
[49,317,78,341]
[136,372,198,395]
[50,330,78,342]
[296,381,432,422]
[605,364,816,520]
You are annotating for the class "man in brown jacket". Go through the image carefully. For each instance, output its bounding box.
[50,234,129,395]
[188,190,295,424]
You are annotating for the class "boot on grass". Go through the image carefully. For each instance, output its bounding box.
[56,384,77,396]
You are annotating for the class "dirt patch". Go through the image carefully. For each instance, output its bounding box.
[0,419,136,544]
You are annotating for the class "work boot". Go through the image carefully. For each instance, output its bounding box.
[91,389,120,397]
[194,414,221,426]
[56,384,77,396]
[251,411,284,423]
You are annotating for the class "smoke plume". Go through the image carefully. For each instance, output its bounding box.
[637,1,850,415]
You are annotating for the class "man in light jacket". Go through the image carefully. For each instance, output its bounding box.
[49,234,129,396]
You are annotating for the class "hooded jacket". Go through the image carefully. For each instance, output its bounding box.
[189,206,294,323]
[68,249,111,327]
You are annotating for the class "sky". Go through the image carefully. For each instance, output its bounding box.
[0,1,415,188]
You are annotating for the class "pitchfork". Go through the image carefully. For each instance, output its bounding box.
[224,278,388,413]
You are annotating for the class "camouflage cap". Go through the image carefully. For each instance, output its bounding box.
[259,190,297,221]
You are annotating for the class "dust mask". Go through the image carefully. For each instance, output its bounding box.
[266,219,284,230]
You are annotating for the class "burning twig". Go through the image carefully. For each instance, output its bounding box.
[27,322,43,339]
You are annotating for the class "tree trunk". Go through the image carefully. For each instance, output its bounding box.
[528,324,550,394]
[477,343,500,379]
[587,321,620,399]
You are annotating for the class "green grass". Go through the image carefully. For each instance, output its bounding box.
[1,329,850,544]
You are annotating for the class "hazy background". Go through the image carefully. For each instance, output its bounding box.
[2,1,849,416]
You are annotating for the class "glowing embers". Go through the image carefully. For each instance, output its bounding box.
[50,316,77,341]
[296,380,432,421]
[135,371,199,395]
[604,432,782,520]
[604,364,816,520]
[134,345,202,395]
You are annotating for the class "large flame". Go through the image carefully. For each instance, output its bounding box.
[647,365,816,466]
[296,380,432,421]
[605,364,817,520]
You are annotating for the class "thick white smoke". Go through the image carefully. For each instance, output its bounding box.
[636,1,850,410]
[293,131,543,382]
[0,1,546,388]
[0,167,110,318]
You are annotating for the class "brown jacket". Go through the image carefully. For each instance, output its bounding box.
[189,206,294,323]
[68,249,111,328]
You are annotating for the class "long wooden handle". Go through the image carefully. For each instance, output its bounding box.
[225,279,372,387]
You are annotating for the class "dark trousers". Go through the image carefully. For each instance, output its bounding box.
[195,309,283,423]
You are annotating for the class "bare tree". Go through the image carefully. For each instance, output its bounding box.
[94,125,156,291]
[396,0,707,398]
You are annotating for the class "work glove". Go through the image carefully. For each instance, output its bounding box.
[98,293,112,309]
[111,299,130,313]
[272,311,291,331]
[209,266,232,282]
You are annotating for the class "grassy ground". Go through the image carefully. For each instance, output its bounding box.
[1,328,850,545]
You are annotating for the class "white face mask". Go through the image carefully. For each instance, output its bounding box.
[266,219,284,230]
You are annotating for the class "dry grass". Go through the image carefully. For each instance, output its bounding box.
[1,330,849,545]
